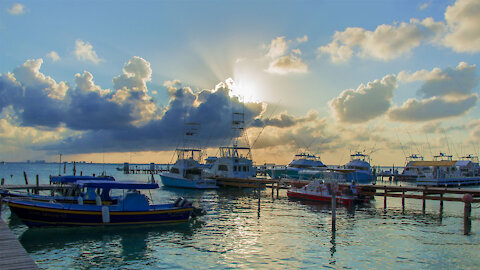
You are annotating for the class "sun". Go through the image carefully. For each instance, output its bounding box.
[226,75,263,103]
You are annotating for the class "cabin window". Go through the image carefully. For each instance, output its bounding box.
[219,165,228,171]
[233,166,237,171]
[243,166,247,171]
[171,168,180,174]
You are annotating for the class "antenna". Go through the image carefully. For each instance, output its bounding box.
[441,128,452,156]
[424,133,434,159]
[394,132,407,158]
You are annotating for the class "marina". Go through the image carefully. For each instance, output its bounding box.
[1,163,480,269]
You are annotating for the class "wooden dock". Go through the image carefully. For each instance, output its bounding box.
[0,219,38,269]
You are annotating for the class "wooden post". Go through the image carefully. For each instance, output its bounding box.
[23,171,29,194]
[331,183,337,232]
[440,193,444,212]
[257,183,261,218]
[463,194,473,235]
[271,182,274,197]
[422,188,426,214]
[1,178,4,185]
[383,186,387,211]
[36,174,39,195]
[401,189,405,213]
[276,181,280,198]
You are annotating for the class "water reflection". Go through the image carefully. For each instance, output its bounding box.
[19,221,203,261]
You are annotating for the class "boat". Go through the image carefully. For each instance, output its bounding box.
[204,113,258,187]
[160,123,217,189]
[0,175,117,204]
[287,177,369,206]
[4,180,197,227]
[395,154,425,181]
[267,153,327,179]
[416,153,480,186]
[339,152,374,184]
[160,148,217,189]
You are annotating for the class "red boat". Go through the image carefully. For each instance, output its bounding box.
[287,180,369,206]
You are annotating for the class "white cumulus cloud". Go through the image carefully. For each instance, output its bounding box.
[443,0,480,53]
[266,55,308,75]
[329,75,397,123]
[7,3,25,15]
[74,40,101,64]
[319,18,446,62]
[265,36,309,75]
[46,51,60,62]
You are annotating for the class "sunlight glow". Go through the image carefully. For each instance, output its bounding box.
[227,75,263,103]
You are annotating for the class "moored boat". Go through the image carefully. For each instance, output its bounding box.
[341,152,374,184]
[160,148,217,189]
[4,180,197,227]
[267,153,327,179]
[416,153,480,186]
[287,178,369,206]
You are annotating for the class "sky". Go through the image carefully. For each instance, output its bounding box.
[1,0,480,166]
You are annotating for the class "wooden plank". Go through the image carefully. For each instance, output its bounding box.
[0,219,38,269]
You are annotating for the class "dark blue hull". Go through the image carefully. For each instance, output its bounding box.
[7,200,193,227]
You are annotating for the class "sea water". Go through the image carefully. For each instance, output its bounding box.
[1,163,479,269]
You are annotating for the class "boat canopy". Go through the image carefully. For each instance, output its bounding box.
[411,160,457,167]
[75,180,159,189]
[50,175,115,183]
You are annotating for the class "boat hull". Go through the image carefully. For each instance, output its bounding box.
[287,190,355,206]
[417,176,480,187]
[6,200,193,228]
[160,174,217,189]
[346,171,373,184]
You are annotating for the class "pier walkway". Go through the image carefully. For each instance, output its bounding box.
[0,219,38,269]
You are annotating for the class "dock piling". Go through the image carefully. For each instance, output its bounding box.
[1,178,4,185]
[422,188,426,214]
[331,183,337,232]
[463,194,473,235]
[401,189,405,213]
[23,171,29,193]
[383,186,387,211]
[35,174,39,194]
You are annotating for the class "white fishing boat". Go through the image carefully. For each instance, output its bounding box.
[160,123,217,189]
[204,112,258,187]
[160,148,217,189]
[267,153,327,179]
[416,153,480,186]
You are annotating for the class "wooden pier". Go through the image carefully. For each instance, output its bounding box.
[0,219,38,269]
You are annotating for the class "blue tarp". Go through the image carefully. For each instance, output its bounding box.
[50,175,116,183]
[75,180,159,190]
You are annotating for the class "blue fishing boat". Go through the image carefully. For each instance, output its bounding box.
[0,175,117,204]
[339,152,374,184]
[267,153,327,179]
[4,180,196,227]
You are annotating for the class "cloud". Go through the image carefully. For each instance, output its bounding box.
[0,57,266,154]
[388,95,478,121]
[7,3,25,15]
[74,40,101,64]
[319,18,446,62]
[419,2,431,11]
[296,35,308,43]
[264,36,309,75]
[417,62,478,98]
[329,75,397,123]
[266,55,308,74]
[266,36,288,59]
[443,0,480,53]
[251,110,318,128]
[46,51,60,62]
[389,62,479,122]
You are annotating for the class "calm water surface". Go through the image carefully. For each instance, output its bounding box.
[1,163,479,269]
